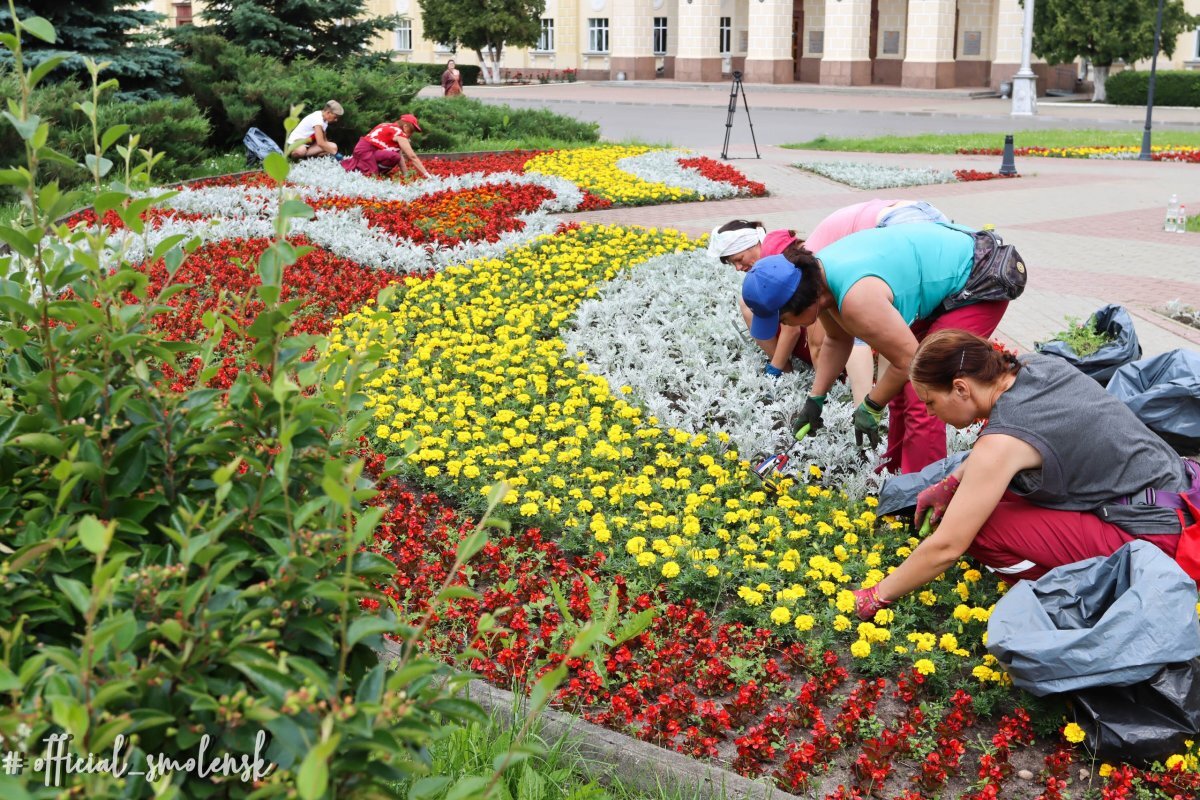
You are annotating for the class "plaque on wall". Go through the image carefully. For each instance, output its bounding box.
[882,30,900,55]
[963,30,982,57]
[808,30,823,54]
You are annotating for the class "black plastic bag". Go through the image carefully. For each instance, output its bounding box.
[1106,349,1200,454]
[1036,304,1141,385]
[1070,658,1200,765]
[875,452,968,517]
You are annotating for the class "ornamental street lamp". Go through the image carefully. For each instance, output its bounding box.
[1140,0,1168,160]
[1011,0,1037,116]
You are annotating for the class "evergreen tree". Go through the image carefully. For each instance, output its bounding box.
[199,0,401,63]
[0,1,181,100]
[1031,0,1198,102]
[418,0,545,84]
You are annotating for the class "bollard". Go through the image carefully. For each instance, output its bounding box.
[999,134,1018,176]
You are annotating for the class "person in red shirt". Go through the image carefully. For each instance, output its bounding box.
[341,113,432,179]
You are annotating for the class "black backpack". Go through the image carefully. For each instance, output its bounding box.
[243,127,283,166]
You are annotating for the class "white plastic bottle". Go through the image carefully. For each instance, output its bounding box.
[1178,203,1189,234]
[1166,193,1180,232]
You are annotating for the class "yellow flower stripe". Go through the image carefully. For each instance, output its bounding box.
[524,146,697,205]
[331,223,1007,677]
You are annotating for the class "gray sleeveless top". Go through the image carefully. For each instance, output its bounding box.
[983,354,1188,533]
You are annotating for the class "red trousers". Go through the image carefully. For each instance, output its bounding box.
[967,494,1180,583]
[341,138,403,176]
[882,300,1009,474]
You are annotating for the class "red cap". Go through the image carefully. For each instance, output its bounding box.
[399,113,422,132]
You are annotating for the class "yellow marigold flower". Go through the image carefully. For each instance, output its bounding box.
[625,536,647,555]
[636,552,657,567]
[939,633,958,652]
[376,424,391,438]
[919,590,937,606]
[964,569,982,583]
[972,665,994,682]
[770,607,792,625]
[793,614,815,632]
[808,465,822,478]
[914,659,936,676]
[864,496,878,507]
[872,608,895,625]
[835,590,856,614]
[705,565,720,578]
[833,615,851,632]
[1098,764,1114,778]
[1063,723,1086,744]
[850,640,871,658]
[662,561,680,578]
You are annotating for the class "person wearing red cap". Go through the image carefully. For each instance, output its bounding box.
[341,113,431,179]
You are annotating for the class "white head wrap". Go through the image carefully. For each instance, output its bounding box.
[706,225,766,259]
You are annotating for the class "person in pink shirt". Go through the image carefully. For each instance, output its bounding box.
[708,200,948,400]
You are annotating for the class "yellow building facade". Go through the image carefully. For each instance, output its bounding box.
[154,0,1200,91]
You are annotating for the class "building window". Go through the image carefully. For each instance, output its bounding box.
[588,18,609,53]
[173,1,193,26]
[719,17,731,55]
[653,17,668,55]
[435,41,455,53]
[537,18,555,51]
[395,19,412,51]
[1195,27,1200,58]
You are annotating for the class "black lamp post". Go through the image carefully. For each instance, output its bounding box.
[1139,0,1167,160]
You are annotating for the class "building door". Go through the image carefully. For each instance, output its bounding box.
[869,0,881,83]
[792,4,805,81]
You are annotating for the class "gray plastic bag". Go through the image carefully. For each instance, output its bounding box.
[875,452,969,517]
[1106,349,1200,454]
[986,541,1200,696]
[1035,304,1141,385]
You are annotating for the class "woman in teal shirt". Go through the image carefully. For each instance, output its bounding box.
[741,223,1011,474]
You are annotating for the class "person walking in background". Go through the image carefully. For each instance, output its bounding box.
[442,60,464,96]
[286,100,343,160]
[341,113,432,179]
[742,222,1013,474]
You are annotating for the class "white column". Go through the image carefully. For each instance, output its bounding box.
[610,0,657,78]
[1011,0,1036,115]
[744,0,794,82]
[902,0,957,88]
[675,0,724,81]
[820,0,871,85]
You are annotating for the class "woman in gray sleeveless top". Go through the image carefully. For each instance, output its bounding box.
[850,329,1194,621]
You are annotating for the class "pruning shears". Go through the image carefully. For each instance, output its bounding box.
[751,452,790,492]
[794,423,811,441]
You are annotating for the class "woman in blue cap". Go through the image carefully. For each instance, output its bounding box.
[741,222,1013,474]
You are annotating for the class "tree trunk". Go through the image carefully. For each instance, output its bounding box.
[1092,65,1110,103]
[474,47,500,84]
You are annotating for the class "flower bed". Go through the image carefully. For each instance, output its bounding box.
[794,161,1026,189]
[79,147,1200,795]
[957,144,1200,163]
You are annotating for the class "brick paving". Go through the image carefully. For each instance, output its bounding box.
[537,85,1200,356]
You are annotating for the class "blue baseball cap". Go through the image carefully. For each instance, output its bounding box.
[742,254,801,340]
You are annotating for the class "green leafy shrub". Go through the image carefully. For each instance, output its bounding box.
[408,97,600,151]
[0,16,492,799]
[1044,314,1115,357]
[179,34,428,150]
[1107,69,1200,106]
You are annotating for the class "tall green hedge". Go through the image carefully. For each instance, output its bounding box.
[1107,69,1200,106]
[179,34,429,149]
[405,61,482,87]
[407,97,600,151]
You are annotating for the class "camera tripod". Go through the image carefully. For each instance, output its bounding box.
[721,70,760,160]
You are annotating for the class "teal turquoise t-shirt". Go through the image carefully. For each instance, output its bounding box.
[817,224,975,325]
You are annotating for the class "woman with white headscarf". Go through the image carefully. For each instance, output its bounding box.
[708,200,950,403]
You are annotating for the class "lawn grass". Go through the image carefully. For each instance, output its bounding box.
[784,128,1200,153]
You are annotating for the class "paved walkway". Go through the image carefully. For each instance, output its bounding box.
[461,80,1200,355]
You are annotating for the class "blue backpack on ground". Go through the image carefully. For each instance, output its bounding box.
[243,127,283,166]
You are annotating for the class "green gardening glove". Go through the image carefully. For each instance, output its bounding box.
[853,396,886,449]
[792,395,825,440]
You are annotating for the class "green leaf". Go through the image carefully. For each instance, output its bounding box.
[613,608,655,646]
[280,198,315,220]
[0,224,37,258]
[77,515,114,555]
[28,54,67,89]
[84,154,114,178]
[50,697,88,742]
[409,777,452,800]
[1,111,40,142]
[8,432,65,456]
[430,697,486,724]
[444,776,490,800]
[436,586,480,602]
[296,735,339,800]
[457,528,487,563]
[53,575,92,616]
[0,663,21,693]
[528,664,567,715]
[100,124,131,153]
[566,620,606,659]
[347,616,397,648]
[158,619,183,646]
[21,16,57,43]
[263,152,290,183]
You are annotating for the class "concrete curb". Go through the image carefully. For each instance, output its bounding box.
[381,640,803,800]
[463,679,804,800]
